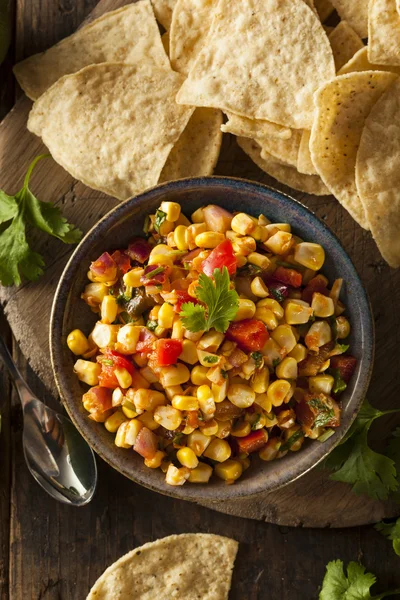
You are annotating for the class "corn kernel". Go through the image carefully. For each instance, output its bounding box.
[139,366,159,384]
[258,214,271,226]
[134,389,166,411]
[255,393,272,412]
[195,231,225,248]
[197,385,216,417]
[255,307,278,329]
[261,338,284,369]
[235,254,247,268]
[154,405,182,430]
[212,380,228,403]
[214,459,243,482]
[227,383,255,408]
[176,447,199,469]
[247,253,269,271]
[148,244,174,266]
[305,321,332,351]
[200,419,219,436]
[174,225,189,250]
[188,462,213,483]
[114,421,132,448]
[165,464,190,486]
[160,201,181,222]
[231,421,251,437]
[203,439,231,462]
[252,367,270,394]
[123,268,144,288]
[190,365,209,386]
[191,207,205,223]
[171,318,185,340]
[271,325,297,353]
[186,223,207,249]
[81,282,108,305]
[187,430,212,456]
[267,379,292,407]
[251,225,269,242]
[284,301,313,325]
[116,324,141,354]
[172,395,199,411]
[231,213,256,235]
[311,293,335,318]
[74,360,101,386]
[288,343,307,363]
[259,438,281,461]
[122,402,138,419]
[137,411,159,431]
[197,331,225,352]
[67,329,90,356]
[257,298,284,318]
[158,303,174,329]
[164,385,183,401]
[114,367,132,389]
[159,363,190,387]
[265,223,291,234]
[101,295,118,324]
[112,388,124,407]
[145,450,165,468]
[215,420,232,439]
[91,322,120,349]
[309,375,334,395]
[176,339,197,365]
[250,277,269,298]
[105,410,127,433]
[294,242,325,270]
[276,357,298,379]
[232,236,257,256]
[264,231,293,255]
[336,316,351,339]
[197,349,221,367]
[175,212,191,227]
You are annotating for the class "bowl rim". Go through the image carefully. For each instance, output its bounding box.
[50,175,375,502]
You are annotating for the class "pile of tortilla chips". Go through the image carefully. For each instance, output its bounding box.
[14,0,400,266]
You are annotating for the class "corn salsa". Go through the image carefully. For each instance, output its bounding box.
[68,203,356,486]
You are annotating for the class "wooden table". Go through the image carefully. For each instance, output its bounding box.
[1,1,400,598]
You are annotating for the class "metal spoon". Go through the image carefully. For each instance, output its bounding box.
[0,335,97,506]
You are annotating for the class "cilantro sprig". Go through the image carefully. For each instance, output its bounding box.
[323,399,400,500]
[375,518,400,557]
[179,267,239,333]
[0,155,82,286]
[319,560,400,600]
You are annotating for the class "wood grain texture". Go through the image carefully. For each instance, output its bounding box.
[0,0,399,532]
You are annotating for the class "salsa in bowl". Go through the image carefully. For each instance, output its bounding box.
[50,178,374,500]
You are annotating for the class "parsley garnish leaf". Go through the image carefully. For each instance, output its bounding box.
[180,267,239,333]
[375,518,400,557]
[319,560,400,600]
[0,155,82,286]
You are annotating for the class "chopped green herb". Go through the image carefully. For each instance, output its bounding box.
[269,288,285,303]
[272,358,281,368]
[280,429,304,452]
[146,320,158,332]
[143,214,150,235]
[119,311,137,324]
[251,414,261,430]
[145,266,164,278]
[117,292,132,305]
[203,355,219,364]
[330,368,347,394]
[237,263,262,277]
[172,432,184,446]
[317,428,335,443]
[221,369,228,379]
[308,398,335,428]
[154,209,167,234]
[100,359,114,367]
[251,351,263,368]
[335,343,350,354]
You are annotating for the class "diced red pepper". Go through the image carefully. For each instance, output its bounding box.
[127,237,152,264]
[226,319,269,352]
[174,290,198,313]
[330,355,357,383]
[156,339,183,366]
[140,264,170,286]
[236,429,268,454]
[302,274,330,304]
[274,266,302,288]
[90,252,117,282]
[201,239,237,277]
[136,328,157,355]
[134,427,158,459]
[97,350,134,388]
[111,250,131,275]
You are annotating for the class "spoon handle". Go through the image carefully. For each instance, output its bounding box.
[0,334,35,407]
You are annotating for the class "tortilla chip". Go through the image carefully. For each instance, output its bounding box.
[151,0,177,29]
[13,1,169,100]
[303,0,318,15]
[310,71,398,229]
[28,63,194,201]
[222,112,292,141]
[238,137,329,196]
[329,0,368,38]
[260,130,302,167]
[356,78,400,267]
[170,0,217,75]
[323,25,335,35]
[298,130,318,175]
[329,21,364,72]
[314,0,335,21]
[338,46,400,75]
[369,0,400,67]
[160,108,223,181]
[86,534,238,600]
[176,0,335,129]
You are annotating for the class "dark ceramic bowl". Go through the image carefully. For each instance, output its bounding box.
[50,177,374,501]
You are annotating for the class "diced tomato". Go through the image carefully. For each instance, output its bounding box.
[136,328,157,355]
[274,266,302,288]
[330,355,357,383]
[297,341,335,377]
[90,252,117,282]
[134,427,158,459]
[174,290,198,313]
[226,319,269,352]
[98,366,119,389]
[82,386,113,420]
[97,350,134,387]
[237,429,268,454]
[295,392,341,431]
[127,237,152,264]
[140,264,171,286]
[111,250,131,275]
[201,239,237,277]
[156,339,183,366]
[103,349,134,374]
[302,274,330,304]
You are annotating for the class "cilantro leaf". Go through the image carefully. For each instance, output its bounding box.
[375,518,400,557]
[319,560,400,600]
[180,267,239,333]
[154,209,167,234]
[0,155,82,286]
[330,368,347,394]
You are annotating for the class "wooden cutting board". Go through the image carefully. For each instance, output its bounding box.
[0,0,399,528]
